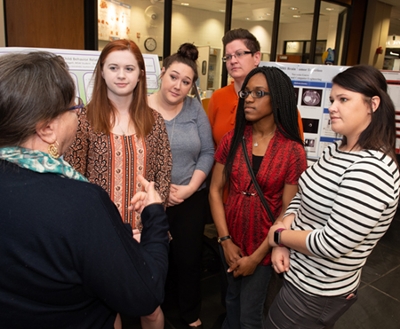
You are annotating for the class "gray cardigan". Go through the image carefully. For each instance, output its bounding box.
[164,96,214,189]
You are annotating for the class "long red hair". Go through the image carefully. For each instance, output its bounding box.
[87,39,154,138]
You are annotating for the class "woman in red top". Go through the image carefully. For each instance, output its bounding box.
[209,66,307,329]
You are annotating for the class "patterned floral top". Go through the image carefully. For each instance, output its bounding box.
[64,109,172,230]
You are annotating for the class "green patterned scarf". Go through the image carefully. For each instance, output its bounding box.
[0,147,88,182]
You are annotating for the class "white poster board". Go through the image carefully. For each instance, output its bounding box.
[381,71,400,153]
[0,47,161,103]
[261,62,400,159]
[261,62,347,160]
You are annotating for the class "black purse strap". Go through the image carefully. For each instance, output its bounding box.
[241,136,275,223]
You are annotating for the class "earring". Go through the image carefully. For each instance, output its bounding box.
[48,141,60,159]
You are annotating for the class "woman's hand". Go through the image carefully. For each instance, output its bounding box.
[221,240,243,267]
[129,175,162,213]
[228,255,259,277]
[271,247,290,273]
[166,184,193,207]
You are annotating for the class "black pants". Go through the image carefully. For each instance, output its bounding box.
[165,189,207,324]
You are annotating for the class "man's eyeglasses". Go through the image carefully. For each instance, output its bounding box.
[222,50,253,63]
[238,90,271,99]
[68,96,84,115]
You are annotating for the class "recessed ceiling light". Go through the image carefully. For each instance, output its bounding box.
[180,2,189,6]
[290,7,298,11]
[219,9,225,12]
[326,7,334,11]
[246,17,250,20]
[293,15,301,18]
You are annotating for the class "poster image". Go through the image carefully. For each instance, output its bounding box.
[0,47,161,104]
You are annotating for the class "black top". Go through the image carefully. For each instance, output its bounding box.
[252,154,263,176]
[0,160,169,329]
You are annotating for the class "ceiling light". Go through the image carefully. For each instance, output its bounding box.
[180,2,189,6]
[290,7,298,11]
[326,7,334,11]
[246,17,250,20]
[293,15,301,18]
[219,9,225,12]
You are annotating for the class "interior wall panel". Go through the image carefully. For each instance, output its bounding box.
[5,0,84,49]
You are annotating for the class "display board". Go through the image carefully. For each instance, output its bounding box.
[381,71,400,154]
[0,47,161,104]
[261,62,400,159]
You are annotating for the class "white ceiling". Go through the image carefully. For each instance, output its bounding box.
[168,0,400,36]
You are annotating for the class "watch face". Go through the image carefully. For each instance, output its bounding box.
[274,230,280,245]
[144,38,157,52]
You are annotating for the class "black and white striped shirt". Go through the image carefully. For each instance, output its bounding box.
[285,142,400,296]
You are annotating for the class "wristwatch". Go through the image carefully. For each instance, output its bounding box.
[274,228,286,247]
[218,235,231,243]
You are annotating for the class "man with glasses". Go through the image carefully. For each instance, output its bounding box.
[208,28,303,147]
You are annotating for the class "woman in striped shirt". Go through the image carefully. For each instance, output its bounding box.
[265,65,400,329]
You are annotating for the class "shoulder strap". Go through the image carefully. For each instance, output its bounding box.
[241,136,275,223]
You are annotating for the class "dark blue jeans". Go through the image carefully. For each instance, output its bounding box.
[220,248,272,329]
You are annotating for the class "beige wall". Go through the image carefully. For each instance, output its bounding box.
[360,0,392,68]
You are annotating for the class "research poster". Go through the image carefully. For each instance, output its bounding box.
[262,62,400,158]
[0,47,161,103]
[382,71,400,154]
[261,62,346,160]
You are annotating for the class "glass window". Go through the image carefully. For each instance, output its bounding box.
[276,0,315,63]
[317,1,348,65]
[171,2,225,93]
[231,0,275,63]
[97,0,164,60]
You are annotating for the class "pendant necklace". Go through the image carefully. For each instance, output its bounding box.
[253,129,275,147]
[118,121,130,136]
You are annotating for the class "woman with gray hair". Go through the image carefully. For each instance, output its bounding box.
[0,51,169,329]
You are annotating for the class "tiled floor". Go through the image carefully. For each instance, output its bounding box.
[122,211,400,329]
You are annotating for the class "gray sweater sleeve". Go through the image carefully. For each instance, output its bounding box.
[193,98,215,175]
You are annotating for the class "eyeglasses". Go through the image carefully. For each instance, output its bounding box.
[238,90,271,99]
[222,50,253,62]
[68,96,84,115]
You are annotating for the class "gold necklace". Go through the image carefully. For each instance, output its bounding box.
[253,129,275,147]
